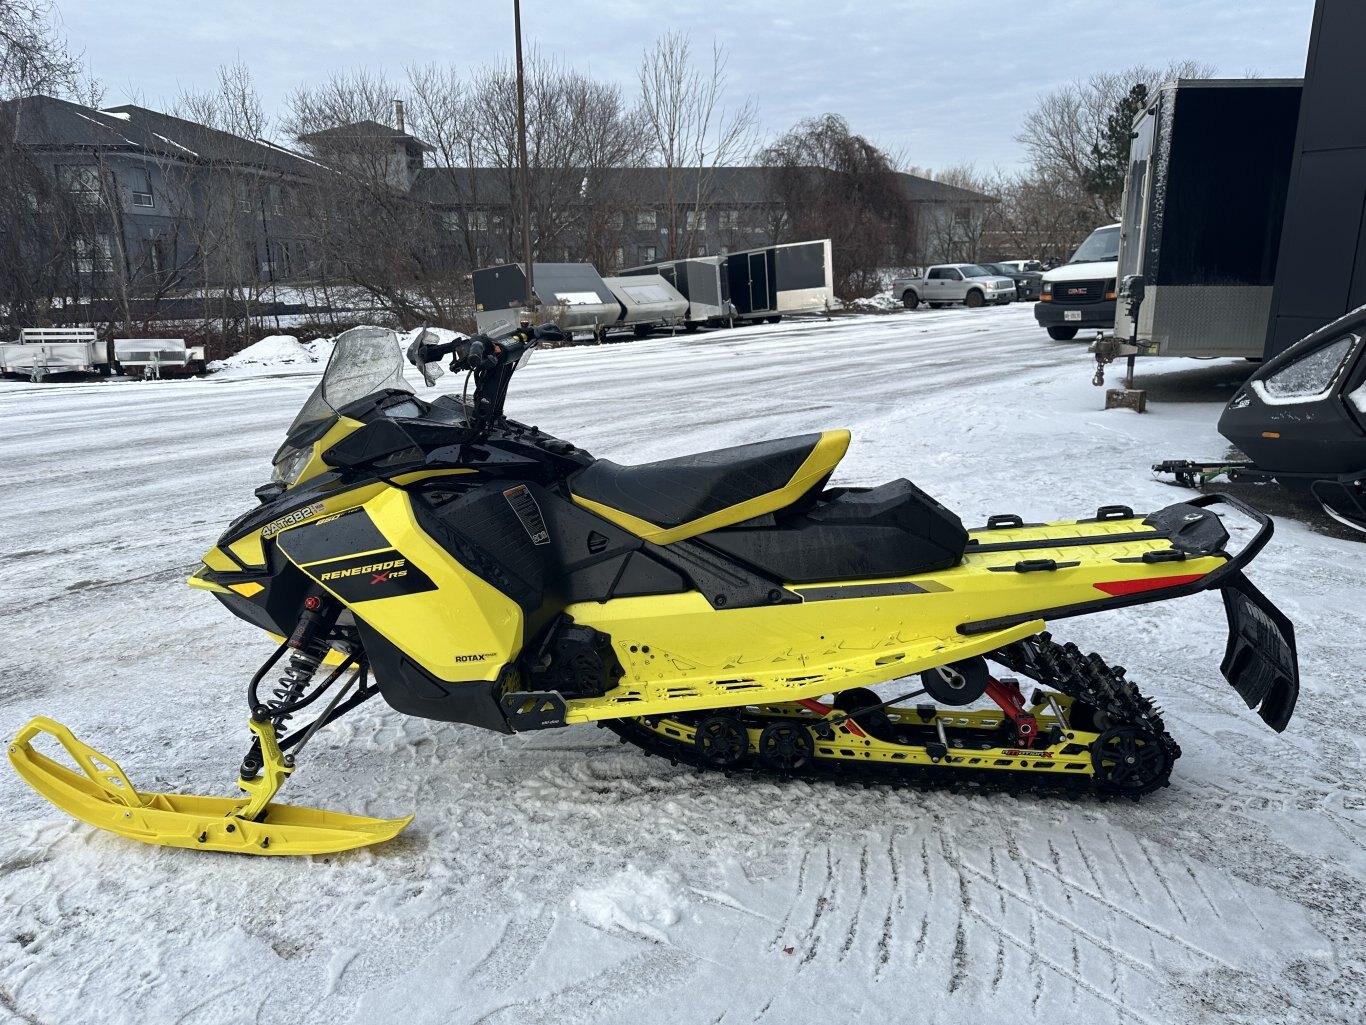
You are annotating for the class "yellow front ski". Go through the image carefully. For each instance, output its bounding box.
[9,717,411,856]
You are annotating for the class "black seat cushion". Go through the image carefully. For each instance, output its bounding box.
[570,433,826,529]
[701,480,968,582]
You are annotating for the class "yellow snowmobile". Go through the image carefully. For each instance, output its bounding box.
[10,325,1300,856]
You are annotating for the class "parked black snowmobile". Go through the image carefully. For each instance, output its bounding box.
[10,323,1300,856]
[1156,305,1366,532]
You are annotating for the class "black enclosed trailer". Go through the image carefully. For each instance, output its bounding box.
[1115,79,1302,358]
[723,239,833,321]
[472,263,620,339]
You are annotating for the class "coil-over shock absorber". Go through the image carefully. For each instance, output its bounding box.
[241,594,340,778]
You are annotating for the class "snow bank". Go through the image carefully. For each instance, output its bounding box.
[571,867,688,943]
[209,334,313,370]
[843,288,901,312]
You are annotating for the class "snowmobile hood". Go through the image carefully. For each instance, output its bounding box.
[1219,305,1366,476]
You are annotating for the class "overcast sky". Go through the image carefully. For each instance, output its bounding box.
[55,0,1317,171]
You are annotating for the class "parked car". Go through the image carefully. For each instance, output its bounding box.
[1035,224,1120,340]
[891,264,1017,310]
[978,261,1043,302]
[998,259,1044,274]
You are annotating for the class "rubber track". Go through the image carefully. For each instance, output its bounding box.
[604,633,1179,801]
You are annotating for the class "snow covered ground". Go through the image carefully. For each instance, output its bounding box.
[1,305,1362,1025]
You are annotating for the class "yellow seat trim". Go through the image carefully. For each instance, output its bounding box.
[571,429,850,545]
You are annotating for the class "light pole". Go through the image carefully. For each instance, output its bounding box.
[514,0,534,312]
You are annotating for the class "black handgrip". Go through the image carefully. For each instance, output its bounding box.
[987,514,1024,529]
[1095,505,1134,520]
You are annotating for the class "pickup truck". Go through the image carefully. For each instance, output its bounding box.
[891,264,1017,310]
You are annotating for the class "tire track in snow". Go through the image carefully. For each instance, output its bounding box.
[467,909,555,992]
[963,905,1163,1025]
[1015,853,1243,972]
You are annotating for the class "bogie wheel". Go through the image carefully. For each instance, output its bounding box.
[920,657,989,706]
[902,291,920,310]
[1046,326,1078,341]
[832,687,896,741]
[1092,726,1172,797]
[758,721,815,771]
[964,290,985,309]
[694,715,750,768]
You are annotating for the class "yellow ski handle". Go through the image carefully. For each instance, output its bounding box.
[11,716,148,809]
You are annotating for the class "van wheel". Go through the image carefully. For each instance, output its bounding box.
[902,291,920,310]
[964,290,984,308]
[1046,326,1079,341]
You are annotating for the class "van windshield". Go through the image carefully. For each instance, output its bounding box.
[1069,226,1120,264]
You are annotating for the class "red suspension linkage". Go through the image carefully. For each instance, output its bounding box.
[985,676,1038,748]
[799,698,867,738]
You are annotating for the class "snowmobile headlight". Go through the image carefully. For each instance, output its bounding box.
[1253,334,1358,405]
[271,445,313,486]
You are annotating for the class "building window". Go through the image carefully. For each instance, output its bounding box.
[236,181,252,212]
[59,164,102,205]
[694,245,707,257]
[74,234,113,274]
[637,210,656,230]
[718,209,738,230]
[471,208,489,230]
[686,209,706,231]
[614,247,624,270]
[269,184,285,216]
[141,238,166,276]
[441,210,461,232]
[639,245,658,264]
[131,168,154,208]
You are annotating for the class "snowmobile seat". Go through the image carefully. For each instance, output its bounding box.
[569,430,850,544]
[700,479,969,583]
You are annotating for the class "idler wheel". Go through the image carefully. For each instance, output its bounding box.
[1092,726,1173,797]
[920,657,989,706]
[758,721,815,771]
[693,715,749,768]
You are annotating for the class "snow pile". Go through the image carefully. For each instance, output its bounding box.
[843,288,901,312]
[209,334,312,370]
[571,866,689,943]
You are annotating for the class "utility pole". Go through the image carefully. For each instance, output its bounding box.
[514,0,535,311]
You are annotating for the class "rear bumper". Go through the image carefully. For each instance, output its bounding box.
[1034,299,1115,329]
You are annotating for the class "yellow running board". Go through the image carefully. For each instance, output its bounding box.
[8,717,412,856]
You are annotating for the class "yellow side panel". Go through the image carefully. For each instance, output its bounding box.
[227,530,266,568]
[201,547,238,572]
[290,487,522,684]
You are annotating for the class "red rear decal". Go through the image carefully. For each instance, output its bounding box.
[1093,573,1204,596]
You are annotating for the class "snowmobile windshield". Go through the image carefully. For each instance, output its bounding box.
[288,327,411,437]
[272,327,410,485]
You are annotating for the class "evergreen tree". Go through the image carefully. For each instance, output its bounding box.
[1084,83,1149,213]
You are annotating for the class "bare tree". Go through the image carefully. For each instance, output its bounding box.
[759,114,915,297]
[638,31,757,259]
[0,0,81,99]
[1017,61,1215,223]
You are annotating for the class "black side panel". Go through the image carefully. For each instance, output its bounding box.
[361,622,512,732]
[276,508,390,566]
[410,481,545,614]
[473,264,528,315]
[569,434,822,528]
[700,480,968,584]
[775,242,827,291]
[1266,0,1366,357]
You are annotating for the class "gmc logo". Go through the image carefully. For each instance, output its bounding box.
[1067,287,1088,295]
